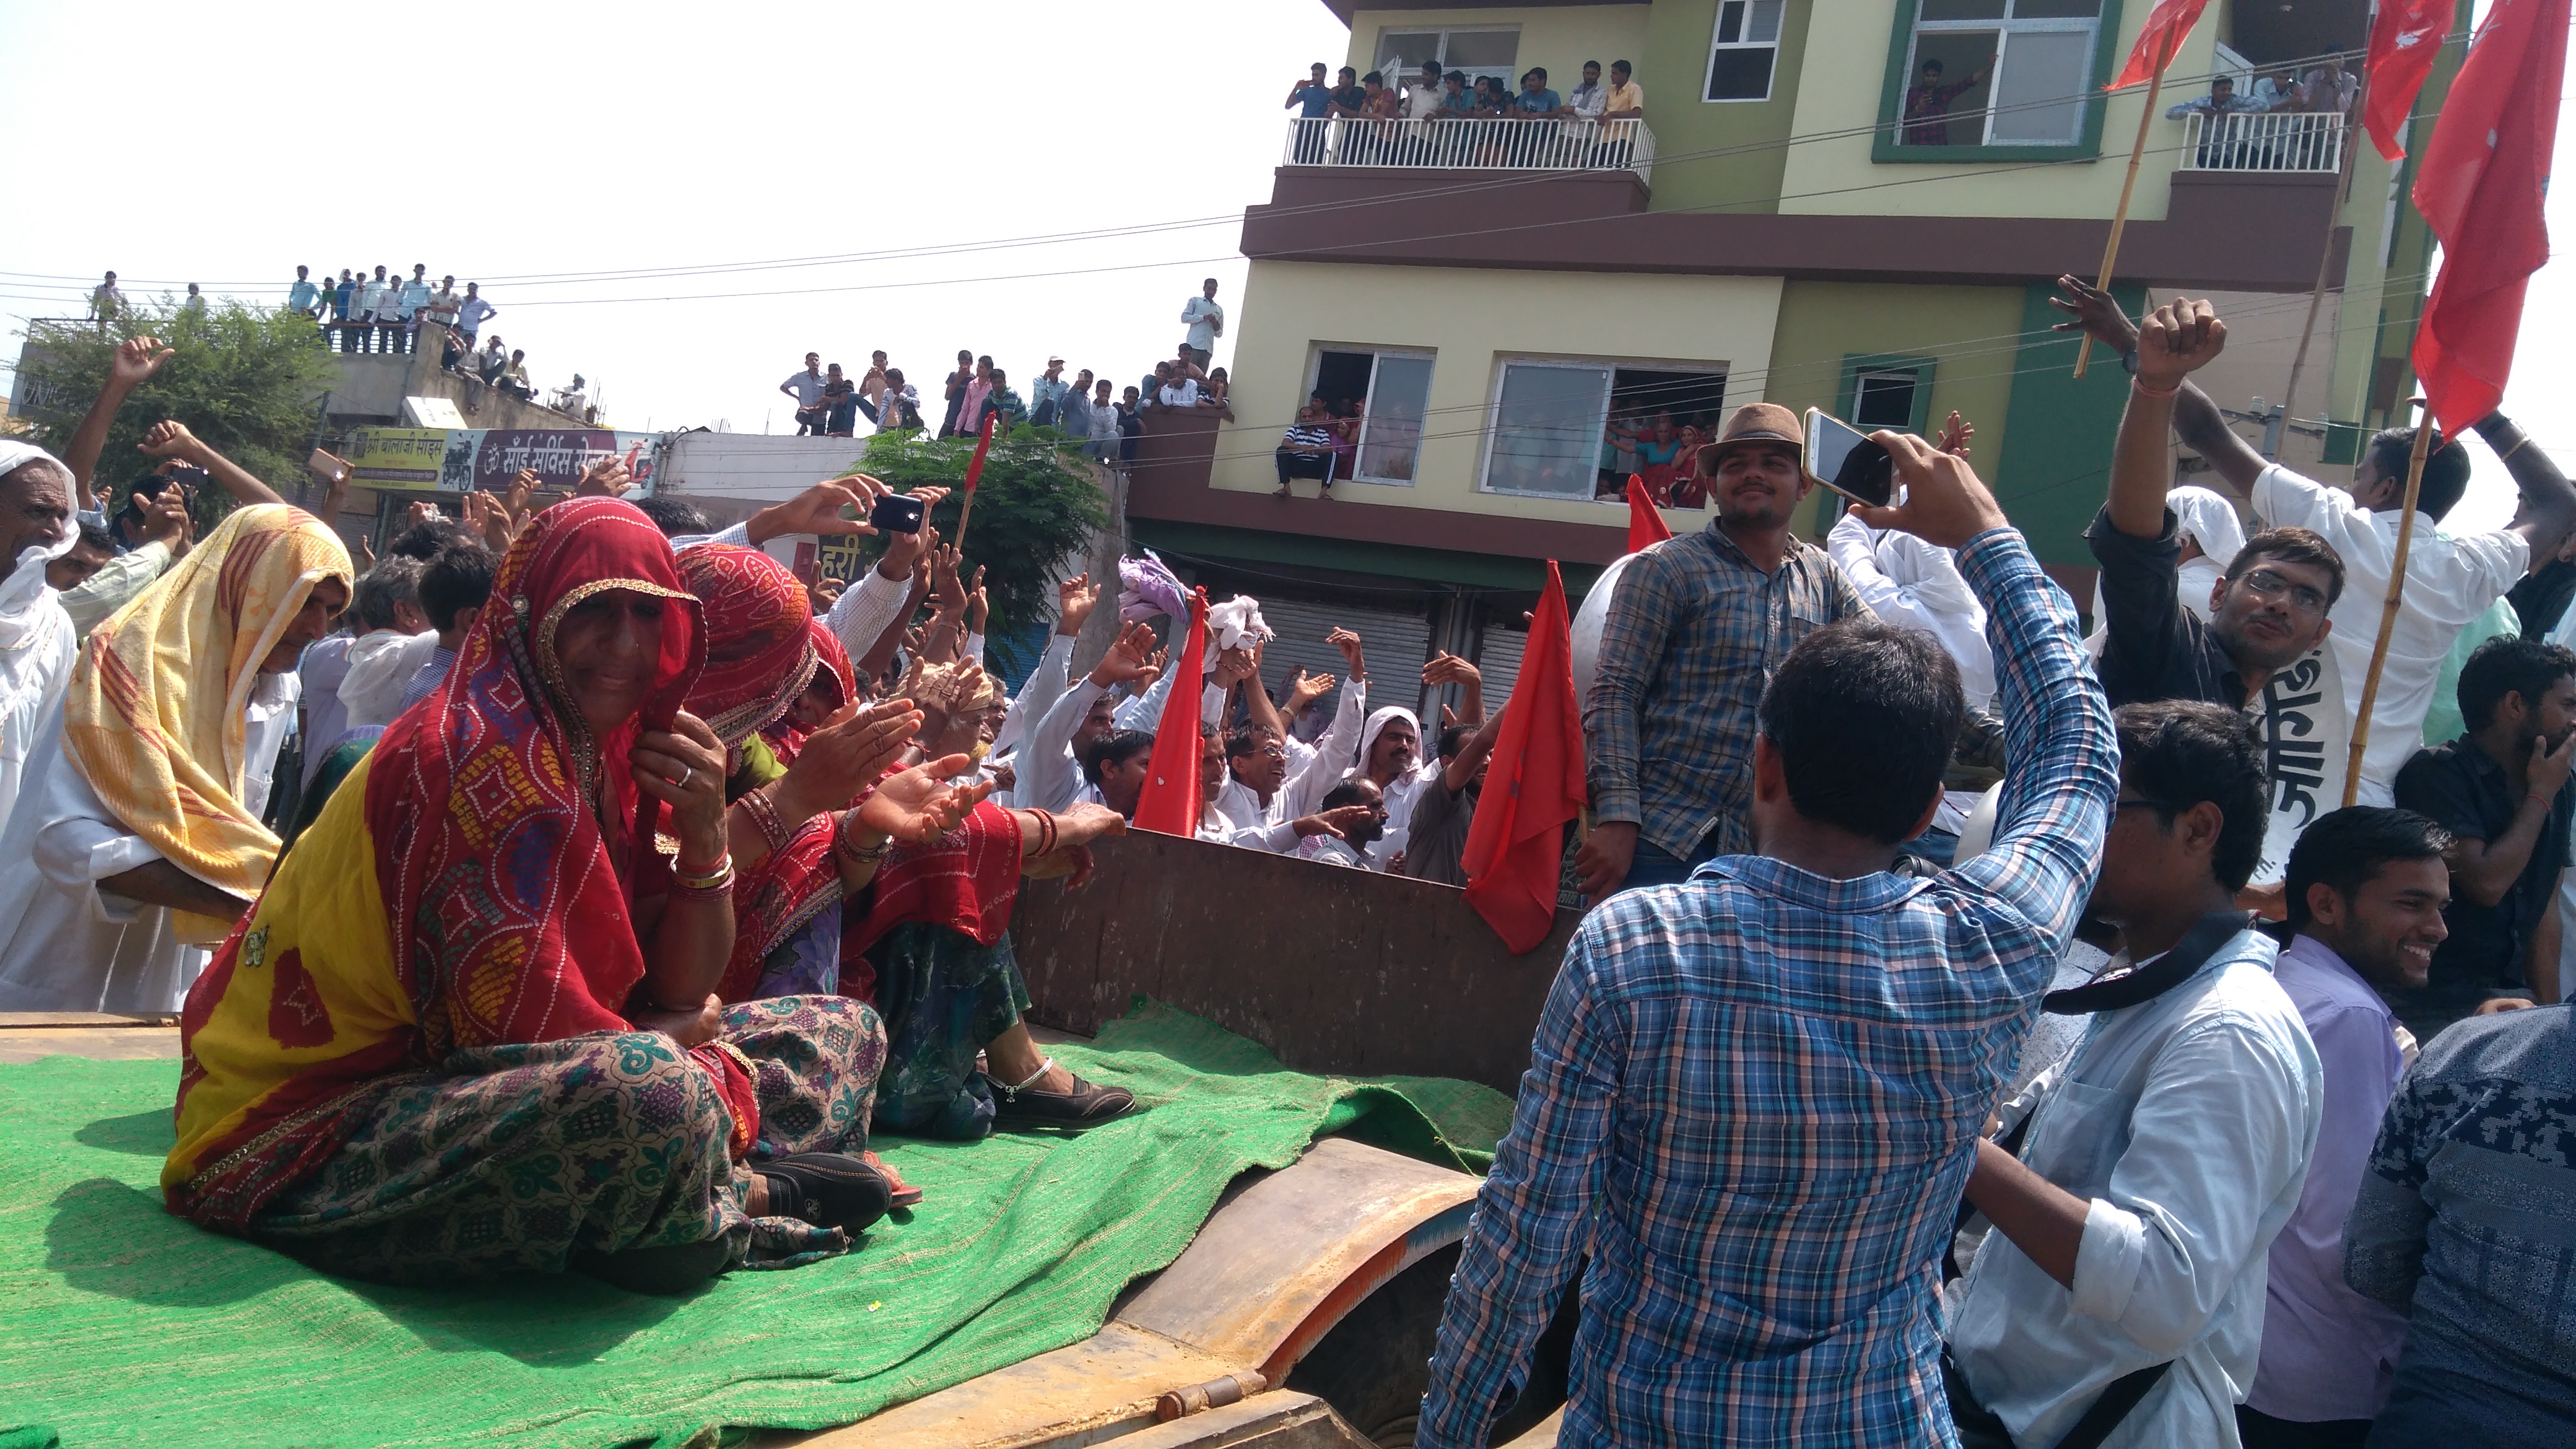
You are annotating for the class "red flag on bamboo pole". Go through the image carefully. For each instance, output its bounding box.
[1132,587,1209,837]
[1625,474,1673,552]
[961,410,998,494]
[2410,0,2567,437]
[2362,0,2451,160]
[2107,0,2211,90]
[1461,562,1586,954]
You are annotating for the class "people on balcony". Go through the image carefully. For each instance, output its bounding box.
[1287,63,1333,163]
[1901,56,1992,146]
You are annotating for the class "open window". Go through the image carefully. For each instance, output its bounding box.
[1838,355,1938,435]
[1883,0,2110,155]
[1374,27,1519,92]
[1309,347,1437,486]
[1482,359,1731,502]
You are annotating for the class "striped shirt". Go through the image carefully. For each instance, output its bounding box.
[1279,421,1334,451]
[1585,523,1870,859]
[1418,528,2117,1449]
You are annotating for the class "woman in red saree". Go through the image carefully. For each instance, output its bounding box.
[165,500,981,1294]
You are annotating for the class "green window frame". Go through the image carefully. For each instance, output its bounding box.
[1837,354,1938,434]
[1871,0,2126,165]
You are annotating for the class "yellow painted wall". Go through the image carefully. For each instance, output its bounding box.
[1342,6,1652,88]
[1780,0,2219,220]
[1217,259,1783,531]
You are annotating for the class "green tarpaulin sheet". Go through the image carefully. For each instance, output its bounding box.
[0,1001,1512,1448]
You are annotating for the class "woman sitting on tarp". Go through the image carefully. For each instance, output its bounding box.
[162,500,988,1295]
[713,649,1138,1140]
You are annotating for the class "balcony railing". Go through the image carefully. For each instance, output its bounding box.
[1281,116,1656,184]
[2177,111,2346,173]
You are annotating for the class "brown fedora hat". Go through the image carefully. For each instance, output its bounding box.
[1697,402,1805,476]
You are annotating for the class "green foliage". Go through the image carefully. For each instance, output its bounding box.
[850,425,1108,676]
[17,298,335,522]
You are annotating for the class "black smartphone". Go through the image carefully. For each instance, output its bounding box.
[868,492,926,534]
[164,465,211,492]
[1803,408,1895,509]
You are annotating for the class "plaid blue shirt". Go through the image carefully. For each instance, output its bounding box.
[1586,523,1871,859]
[1418,529,2116,1448]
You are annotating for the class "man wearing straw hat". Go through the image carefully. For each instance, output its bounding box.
[1578,402,1871,898]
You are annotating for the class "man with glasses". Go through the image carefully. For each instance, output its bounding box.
[2085,295,2345,713]
[2059,280,2576,804]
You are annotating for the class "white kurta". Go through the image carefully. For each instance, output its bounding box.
[337,629,439,731]
[0,544,76,843]
[0,671,298,1014]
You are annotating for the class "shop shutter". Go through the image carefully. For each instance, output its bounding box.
[1252,593,1436,732]
[1476,624,1528,717]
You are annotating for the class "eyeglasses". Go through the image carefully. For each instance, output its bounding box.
[2236,567,2330,616]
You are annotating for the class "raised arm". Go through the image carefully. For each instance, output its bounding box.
[2052,276,2268,495]
[1852,430,2115,949]
[2475,412,2576,568]
[1422,651,1485,726]
[137,421,286,508]
[2105,300,2227,542]
[61,336,173,507]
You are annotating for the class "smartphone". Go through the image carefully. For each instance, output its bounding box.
[868,492,926,534]
[1803,408,1895,510]
[308,448,348,484]
[164,464,212,492]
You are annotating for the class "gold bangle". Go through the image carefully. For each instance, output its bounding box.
[672,856,734,892]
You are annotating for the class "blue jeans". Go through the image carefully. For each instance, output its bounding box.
[1617,834,1719,894]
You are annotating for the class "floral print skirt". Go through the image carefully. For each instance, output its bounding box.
[246,996,886,1285]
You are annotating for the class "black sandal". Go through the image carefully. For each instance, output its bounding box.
[757,1152,894,1234]
[991,1056,1137,1128]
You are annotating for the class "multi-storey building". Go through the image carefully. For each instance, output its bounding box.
[1131,0,2459,704]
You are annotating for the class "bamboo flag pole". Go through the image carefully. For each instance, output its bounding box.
[2075,30,2178,380]
[2276,71,2369,454]
[2343,406,2435,806]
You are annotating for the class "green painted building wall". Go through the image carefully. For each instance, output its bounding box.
[1990,281,2148,567]
[1634,0,1809,217]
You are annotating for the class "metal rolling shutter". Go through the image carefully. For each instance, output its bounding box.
[1475,624,1528,716]
[1254,593,1435,723]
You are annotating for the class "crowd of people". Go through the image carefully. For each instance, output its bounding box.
[773,280,1232,469]
[3,269,2570,1443]
[1284,56,1646,170]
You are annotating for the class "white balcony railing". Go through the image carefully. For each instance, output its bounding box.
[1281,116,1656,185]
[2177,111,2346,173]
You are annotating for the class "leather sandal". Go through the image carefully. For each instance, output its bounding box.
[757,1152,893,1234]
[991,1056,1138,1128]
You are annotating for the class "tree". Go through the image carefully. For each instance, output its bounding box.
[15,298,335,523]
[848,425,1109,677]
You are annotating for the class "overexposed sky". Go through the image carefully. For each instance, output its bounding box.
[0,0,1348,433]
[1,0,2566,531]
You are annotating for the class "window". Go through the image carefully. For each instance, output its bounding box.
[1309,346,1435,486]
[1838,355,1937,435]
[1482,360,1731,500]
[1374,27,1519,92]
[1705,0,1786,102]
[1892,0,2105,149]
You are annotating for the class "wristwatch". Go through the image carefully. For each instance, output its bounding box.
[2119,347,2142,377]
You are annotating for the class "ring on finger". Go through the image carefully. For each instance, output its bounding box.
[676,764,694,788]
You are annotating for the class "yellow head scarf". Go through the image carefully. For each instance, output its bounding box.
[62,503,351,942]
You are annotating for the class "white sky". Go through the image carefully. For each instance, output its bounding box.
[1,0,2565,533]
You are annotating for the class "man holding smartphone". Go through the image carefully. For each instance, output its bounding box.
[1578,402,1870,897]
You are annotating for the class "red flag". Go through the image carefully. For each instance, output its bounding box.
[1625,474,1673,552]
[2105,0,2207,90]
[1132,588,1209,837]
[960,411,998,495]
[1462,562,1587,954]
[2364,0,2450,160]
[2411,0,2567,437]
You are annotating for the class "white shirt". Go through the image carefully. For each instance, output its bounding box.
[2253,464,2528,806]
[455,296,497,335]
[1159,379,1200,409]
[1567,80,1606,118]
[337,629,441,730]
[0,542,77,843]
[0,671,297,1013]
[1827,510,1996,710]
[1180,297,1224,352]
[1948,929,2324,1449]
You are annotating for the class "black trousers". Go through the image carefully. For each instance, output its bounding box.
[1276,449,1336,488]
